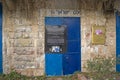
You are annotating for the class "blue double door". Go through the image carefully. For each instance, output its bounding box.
[45,17,81,76]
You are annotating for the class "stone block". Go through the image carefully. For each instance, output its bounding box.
[106,18,115,27]
[106,32,116,40]
[96,18,106,25]
[5,27,15,32]
[38,25,44,32]
[106,26,115,32]
[7,48,14,55]
[19,68,44,76]
[14,39,34,47]
[90,53,98,59]
[34,68,44,76]
[38,32,44,39]
[81,49,91,61]
[99,46,107,54]
[14,32,23,39]
[14,55,35,62]
[20,69,34,76]
[9,39,15,47]
[14,32,38,39]
[15,26,32,33]
[90,18,96,24]
[32,25,39,32]
[8,32,14,39]
[5,17,12,26]
[39,55,45,69]
[107,46,116,55]
[35,54,45,69]
[31,18,39,25]
[37,48,44,55]
[40,9,46,17]
[22,32,32,39]
[14,62,36,70]
[30,33,38,38]
[14,18,25,26]
[106,39,115,46]
[81,60,87,68]
[14,47,35,55]
[37,39,44,47]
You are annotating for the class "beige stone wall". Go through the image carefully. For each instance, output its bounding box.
[81,10,116,71]
[2,0,116,76]
[3,2,45,76]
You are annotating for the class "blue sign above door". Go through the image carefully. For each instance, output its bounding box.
[45,17,81,76]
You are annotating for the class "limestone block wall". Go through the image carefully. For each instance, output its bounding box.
[3,3,45,76]
[2,1,116,76]
[81,10,116,71]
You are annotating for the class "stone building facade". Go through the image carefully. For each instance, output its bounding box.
[0,0,120,76]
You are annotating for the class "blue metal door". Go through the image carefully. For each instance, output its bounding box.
[45,54,63,76]
[45,17,81,76]
[116,12,120,72]
[63,17,81,75]
[45,17,63,76]
[0,3,3,73]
